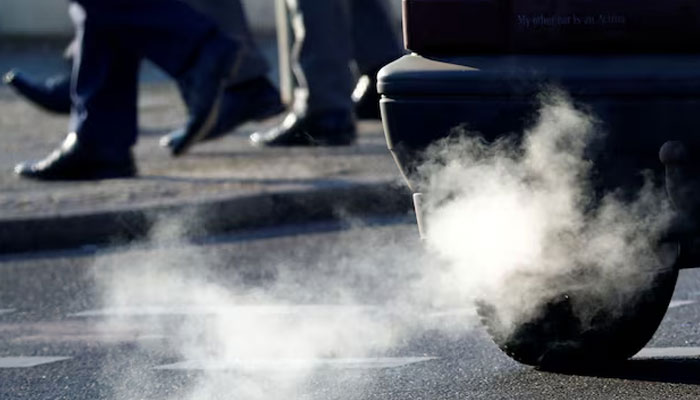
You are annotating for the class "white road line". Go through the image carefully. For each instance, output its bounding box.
[424,308,475,318]
[0,309,15,315]
[669,300,696,309]
[154,357,436,371]
[136,334,168,341]
[73,305,477,320]
[70,305,379,318]
[634,347,700,359]
[0,357,71,368]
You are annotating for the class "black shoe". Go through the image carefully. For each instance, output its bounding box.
[169,36,243,157]
[160,77,284,152]
[4,70,71,114]
[249,110,356,147]
[14,133,136,181]
[352,73,381,120]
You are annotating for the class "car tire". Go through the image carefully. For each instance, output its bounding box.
[476,254,679,372]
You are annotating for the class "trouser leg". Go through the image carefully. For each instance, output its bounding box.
[69,2,140,161]
[65,0,267,84]
[72,0,220,77]
[287,0,354,114]
[350,0,403,74]
[184,0,269,84]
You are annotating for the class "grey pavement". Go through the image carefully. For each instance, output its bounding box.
[0,42,411,255]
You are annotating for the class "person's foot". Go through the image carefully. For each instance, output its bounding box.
[160,77,284,153]
[249,109,356,147]
[3,70,71,114]
[352,73,381,120]
[14,133,136,181]
[169,36,243,156]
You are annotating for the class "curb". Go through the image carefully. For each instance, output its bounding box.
[0,182,413,255]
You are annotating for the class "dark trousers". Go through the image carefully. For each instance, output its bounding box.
[68,0,220,161]
[185,0,269,84]
[288,0,403,114]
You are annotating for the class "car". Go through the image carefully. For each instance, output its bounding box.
[379,0,700,371]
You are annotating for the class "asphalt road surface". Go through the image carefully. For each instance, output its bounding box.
[3,219,700,400]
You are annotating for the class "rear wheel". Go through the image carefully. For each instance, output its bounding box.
[477,255,679,371]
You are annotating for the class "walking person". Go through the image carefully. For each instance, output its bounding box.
[13,0,243,180]
[249,0,403,147]
[5,0,284,156]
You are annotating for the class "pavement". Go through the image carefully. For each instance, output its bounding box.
[0,43,412,255]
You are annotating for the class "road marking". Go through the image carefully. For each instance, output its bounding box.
[669,300,696,309]
[635,347,700,359]
[0,357,71,368]
[154,357,436,371]
[0,309,15,315]
[136,334,167,341]
[73,305,478,321]
[424,308,474,318]
[70,305,379,318]
[0,319,168,344]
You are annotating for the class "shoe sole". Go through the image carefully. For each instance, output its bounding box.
[15,163,137,181]
[250,129,356,148]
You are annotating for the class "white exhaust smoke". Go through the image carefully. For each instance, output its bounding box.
[418,91,675,336]
[89,217,427,400]
[88,90,677,398]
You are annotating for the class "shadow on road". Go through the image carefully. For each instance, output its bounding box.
[577,358,700,385]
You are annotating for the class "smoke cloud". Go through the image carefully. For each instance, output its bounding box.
[87,90,677,398]
[418,90,675,337]
[89,216,432,400]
